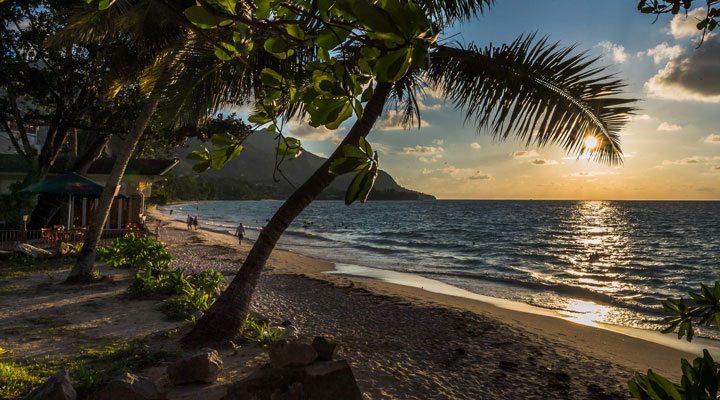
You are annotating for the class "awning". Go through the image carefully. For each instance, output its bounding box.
[20,173,105,197]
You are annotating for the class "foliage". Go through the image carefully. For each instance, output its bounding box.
[242,314,285,346]
[629,282,720,399]
[97,234,172,270]
[637,0,719,43]
[126,266,224,320]
[0,361,43,399]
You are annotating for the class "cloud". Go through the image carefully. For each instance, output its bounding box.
[470,142,481,150]
[670,8,707,39]
[468,171,492,180]
[657,122,683,131]
[569,171,616,178]
[645,35,720,103]
[704,134,720,143]
[401,145,443,155]
[639,42,684,64]
[630,114,652,121]
[418,100,442,111]
[531,159,559,166]
[285,119,341,142]
[433,139,445,145]
[377,110,430,131]
[511,150,540,159]
[657,155,720,167]
[597,41,628,63]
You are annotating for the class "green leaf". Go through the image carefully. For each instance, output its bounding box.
[213,42,237,61]
[329,157,368,175]
[184,5,231,29]
[373,47,412,82]
[316,27,350,50]
[98,0,115,10]
[325,101,353,129]
[277,137,303,158]
[187,150,209,161]
[264,37,294,58]
[248,113,272,125]
[256,0,272,19]
[260,68,283,88]
[345,168,370,205]
[192,160,211,173]
[211,132,237,146]
[286,24,305,40]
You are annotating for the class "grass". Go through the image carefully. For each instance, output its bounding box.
[0,285,30,296]
[243,314,285,346]
[0,340,176,399]
[0,256,73,278]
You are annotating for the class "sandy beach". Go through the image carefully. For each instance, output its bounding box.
[145,208,711,399]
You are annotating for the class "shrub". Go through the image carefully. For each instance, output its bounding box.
[97,234,171,270]
[126,267,225,320]
[242,314,285,346]
[629,282,720,399]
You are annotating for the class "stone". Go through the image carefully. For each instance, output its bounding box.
[222,360,362,400]
[13,243,52,258]
[94,372,165,400]
[167,348,223,385]
[22,368,76,400]
[269,343,317,368]
[191,310,204,321]
[311,337,336,361]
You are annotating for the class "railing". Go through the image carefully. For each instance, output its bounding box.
[0,228,141,251]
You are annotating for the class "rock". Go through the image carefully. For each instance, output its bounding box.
[94,373,165,400]
[167,348,223,385]
[311,337,336,361]
[22,368,76,400]
[13,243,52,258]
[269,343,317,368]
[222,360,362,400]
[191,310,204,321]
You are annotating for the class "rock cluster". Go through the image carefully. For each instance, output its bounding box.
[223,336,362,400]
[22,369,76,400]
[167,348,223,385]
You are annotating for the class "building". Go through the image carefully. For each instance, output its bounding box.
[0,154,177,229]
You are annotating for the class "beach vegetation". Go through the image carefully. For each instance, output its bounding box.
[242,314,286,346]
[98,234,172,270]
[629,282,720,399]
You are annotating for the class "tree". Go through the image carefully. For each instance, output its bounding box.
[177,0,636,347]
[637,0,719,44]
[66,0,258,282]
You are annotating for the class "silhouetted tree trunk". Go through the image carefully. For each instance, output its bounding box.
[66,97,160,283]
[181,82,391,347]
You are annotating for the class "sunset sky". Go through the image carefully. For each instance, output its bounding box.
[242,1,720,200]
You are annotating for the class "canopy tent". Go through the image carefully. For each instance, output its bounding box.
[20,173,105,229]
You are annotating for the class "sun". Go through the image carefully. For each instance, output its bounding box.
[584,136,599,150]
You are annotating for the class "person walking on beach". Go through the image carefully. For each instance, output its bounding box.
[235,223,245,246]
[192,216,198,231]
[186,215,192,231]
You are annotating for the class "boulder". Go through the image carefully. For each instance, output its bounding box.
[222,360,362,400]
[269,343,317,368]
[167,348,223,385]
[13,243,52,258]
[311,337,336,361]
[22,369,76,400]
[94,372,165,400]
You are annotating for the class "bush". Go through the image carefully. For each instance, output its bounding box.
[126,267,224,320]
[629,282,720,399]
[242,314,285,346]
[98,234,171,270]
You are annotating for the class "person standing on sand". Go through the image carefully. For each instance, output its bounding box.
[169,209,173,215]
[186,215,192,231]
[192,216,198,231]
[235,223,245,246]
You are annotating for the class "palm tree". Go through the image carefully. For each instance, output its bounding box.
[180,1,636,346]
[65,0,259,282]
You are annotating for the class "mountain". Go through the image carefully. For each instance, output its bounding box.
[160,132,434,201]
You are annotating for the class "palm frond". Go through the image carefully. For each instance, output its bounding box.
[426,36,637,165]
[417,0,495,26]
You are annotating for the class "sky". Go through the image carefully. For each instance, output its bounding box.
[245,1,720,200]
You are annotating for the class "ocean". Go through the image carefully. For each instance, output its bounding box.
[161,200,720,336]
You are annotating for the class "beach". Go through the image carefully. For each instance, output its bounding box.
[150,208,708,399]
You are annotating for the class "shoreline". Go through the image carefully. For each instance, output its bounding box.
[149,206,714,380]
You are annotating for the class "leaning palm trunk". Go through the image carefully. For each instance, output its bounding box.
[181,82,392,347]
[66,95,160,283]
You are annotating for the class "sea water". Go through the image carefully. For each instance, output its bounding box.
[162,200,720,336]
